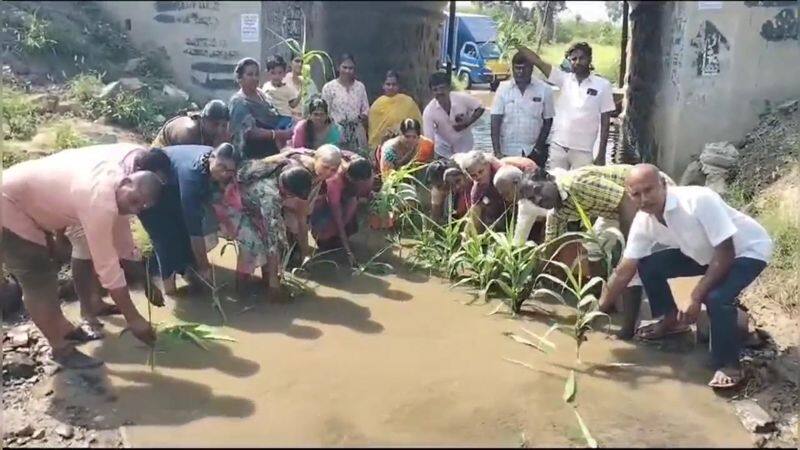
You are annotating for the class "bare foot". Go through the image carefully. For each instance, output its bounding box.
[708,368,744,389]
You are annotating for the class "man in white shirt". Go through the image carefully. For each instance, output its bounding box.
[518,43,616,170]
[422,72,485,159]
[599,164,772,389]
[490,51,555,165]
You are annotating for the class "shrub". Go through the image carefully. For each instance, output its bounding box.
[68,72,105,104]
[16,9,57,54]
[53,122,90,150]
[0,87,40,140]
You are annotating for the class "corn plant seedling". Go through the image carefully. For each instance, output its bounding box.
[352,245,394,276]
[370,164,426,221]
[449,230,500,301]
[483,226,547,314]
[188,262,229,325]
[533,258,610,363]
[147,322,236,371]
[405,212,466,278]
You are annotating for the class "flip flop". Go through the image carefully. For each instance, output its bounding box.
[64,323,105,344]
[635,322,691,341]
[708,369,745,390]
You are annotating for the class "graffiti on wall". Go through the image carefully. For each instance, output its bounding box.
[152,2,238,91]
[760,8,799,41]
[282,4,303,42]
[690,20,730,77]
[668,15,688,100]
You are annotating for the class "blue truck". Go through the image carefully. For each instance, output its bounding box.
[440,12,510,91]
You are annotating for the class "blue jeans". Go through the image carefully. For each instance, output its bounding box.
[637,249,766,369]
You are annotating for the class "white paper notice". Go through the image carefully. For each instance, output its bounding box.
[241,14,259,42]
[698,1,723,10]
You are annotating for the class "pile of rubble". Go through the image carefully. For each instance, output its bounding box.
[680,98,800,196]
[2,323,124,448]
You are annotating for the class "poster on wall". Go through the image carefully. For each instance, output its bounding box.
[698,1,723,10]
[241,14,259,42]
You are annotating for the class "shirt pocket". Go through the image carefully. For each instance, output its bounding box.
[520,96,544,118]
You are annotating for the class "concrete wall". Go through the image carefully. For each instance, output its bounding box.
[651,1,800,177]
[96,1,446,108]
[316,1,445,108]
[98,1,262,102]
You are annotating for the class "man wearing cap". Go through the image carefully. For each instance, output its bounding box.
[152,99,231,148]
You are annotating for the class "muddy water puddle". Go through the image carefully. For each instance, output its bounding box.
[56,234,749,447]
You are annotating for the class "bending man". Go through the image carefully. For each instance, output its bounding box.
[599,164,772,389]
[2,150,163,368]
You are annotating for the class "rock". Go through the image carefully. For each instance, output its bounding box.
[679,160,706,186]
[55,424,74,439]
[55,99,84,115]
[31,428,46,440]
[733,399,776,433]
[777,99,799,114]
[14,424,35,437]
[97,77,144,99]
[119,77,145,92]
[7,326,30,348]
[162,84,189,102]
[4,353,37,379]
[772,355,800,386]
[123,57,146,73]
[91,133,118,144]
[700,142,739,170]
[29,93,60,113]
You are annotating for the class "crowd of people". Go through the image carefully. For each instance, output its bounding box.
[1,42,773,391]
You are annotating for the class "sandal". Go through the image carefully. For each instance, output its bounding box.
[51,345,104,369]
[708,368,745,389]
[635,321,691,341]
[64,322,105,344]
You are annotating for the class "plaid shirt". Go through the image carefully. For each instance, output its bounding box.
[544,164,633,242]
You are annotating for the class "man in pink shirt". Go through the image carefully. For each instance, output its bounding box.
[1,149,164,369]
[60,144,172,339]
[422,72,485,159]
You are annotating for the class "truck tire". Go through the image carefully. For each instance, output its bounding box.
[490,80,500,92]
[458,71,472,90]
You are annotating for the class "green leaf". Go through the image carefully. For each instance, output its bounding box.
[579,277,605,298]
[573,409,598,448]
[563,369,577,403]
[181,330,209,351]
[531,287,568,306]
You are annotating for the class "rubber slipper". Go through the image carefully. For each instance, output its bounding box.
[51,345,104,370]
[635,323,690,341]
[64,323,105,344]
[708,370,745,389]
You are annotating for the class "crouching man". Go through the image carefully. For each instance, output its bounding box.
[599,164,772,389]
[1,149,163,369]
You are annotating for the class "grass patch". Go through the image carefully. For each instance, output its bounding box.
[53,122,91,150]
[68,72,105,104]
[0,86,40,140]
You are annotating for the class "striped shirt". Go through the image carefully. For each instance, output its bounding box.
[544,164,633,242]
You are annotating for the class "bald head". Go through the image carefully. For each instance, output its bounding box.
[626,163,667,215]
[494,165,524,202]
[116,170,164,215]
